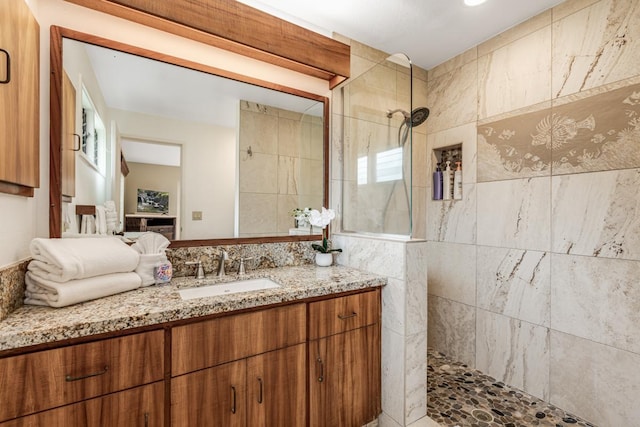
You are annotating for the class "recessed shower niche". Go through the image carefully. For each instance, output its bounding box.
[432,144,462,201]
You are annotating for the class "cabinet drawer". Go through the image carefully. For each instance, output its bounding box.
[308,290,380,340]
[0,330,164,421]
[0,382,164,427]
[172,304,306,376]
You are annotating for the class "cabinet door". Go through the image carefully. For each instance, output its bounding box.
[0,382,164,427]
[0,0,39,190]
[247,344,306,427]
[171,360,246,427]
[61,71,76,198]
[309,324,381,427]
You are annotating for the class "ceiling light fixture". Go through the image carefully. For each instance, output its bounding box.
[464,0,487,6]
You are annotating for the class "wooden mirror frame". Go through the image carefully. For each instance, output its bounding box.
[49,26,330,247]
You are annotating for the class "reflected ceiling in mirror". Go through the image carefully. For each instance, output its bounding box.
[50,28,329,244]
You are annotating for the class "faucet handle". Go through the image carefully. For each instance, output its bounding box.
[238,257,254,276]
[185,260,205,279]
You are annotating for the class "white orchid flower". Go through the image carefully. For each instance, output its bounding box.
[309,207,335,228]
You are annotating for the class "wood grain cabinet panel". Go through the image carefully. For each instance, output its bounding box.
[0,0,39,194]
[0,382,164,427]
[0,330,164,421]
[171,359,246,427]
[171,303,306,376]
[247,343,306,427]
[309,324,381,427]
[61,71,76,198]
[308,290,380,340]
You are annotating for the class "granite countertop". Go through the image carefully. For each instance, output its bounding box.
[0,265,386,352]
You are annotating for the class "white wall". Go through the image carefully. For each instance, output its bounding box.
[112,109,236,239]
[0,0,329,267]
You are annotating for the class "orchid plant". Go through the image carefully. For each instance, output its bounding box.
[308,207,342,254]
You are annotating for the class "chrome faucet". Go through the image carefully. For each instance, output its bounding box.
[238,257,254,276]
[185,260,205,279]
[216,249,229,276]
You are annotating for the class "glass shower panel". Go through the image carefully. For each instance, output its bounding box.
[341,53,413,236]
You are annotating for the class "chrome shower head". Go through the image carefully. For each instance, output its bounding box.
[410,107,430,127]
[386,108,410,120]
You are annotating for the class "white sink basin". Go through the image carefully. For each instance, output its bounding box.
[178,278,281,300]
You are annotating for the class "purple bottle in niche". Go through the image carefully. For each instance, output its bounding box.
[433,163,443,200]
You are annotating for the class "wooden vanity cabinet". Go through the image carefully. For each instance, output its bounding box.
[171,304,307,427]
[0,330,164,426]
[0,0,39,196]
[308,290,382,427]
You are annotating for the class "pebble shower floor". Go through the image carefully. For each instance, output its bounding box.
[426,349,597,427]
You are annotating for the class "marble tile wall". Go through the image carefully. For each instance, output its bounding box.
[425,0,640,425]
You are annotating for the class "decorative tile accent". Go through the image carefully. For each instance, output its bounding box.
[551,254,640,354]
[551,168,640,260]
[475,309,550,401]
[479,82,640,180]
[428,349,596,427]
[478,107,552,181]
[476,247,550,327]
[477,178,551,252]
[427,296,475,367]
[550,330,640,427]
[552,0,640,98]
[0,259,29,321]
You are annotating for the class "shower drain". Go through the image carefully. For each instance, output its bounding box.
[471,409,494,422]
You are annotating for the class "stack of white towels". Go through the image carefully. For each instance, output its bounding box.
[25,237,142,308]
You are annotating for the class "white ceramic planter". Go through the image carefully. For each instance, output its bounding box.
[315,252,333,267]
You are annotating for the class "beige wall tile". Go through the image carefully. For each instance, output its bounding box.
[552,0,640,98]
[428,296,476,367]
[426,241,476,306]
[428,47,477,81]
[239,109,278,155]
[478,27,552,119]
[277,156,299,195]
[478,10,551,56]
[239,193,277,234]
[552,0,601,22]
[238,152,277,194]
[427,61,478,133]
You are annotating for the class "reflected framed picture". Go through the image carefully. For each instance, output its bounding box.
[137,188,169,214]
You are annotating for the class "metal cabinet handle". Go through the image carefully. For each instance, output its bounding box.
[65,365,109,382]
[257,377,263,404]
[231,385,237,414]
[0,49,10,84]
[316,357,324,383]
[338,311,357,320]
[72,134,81,151]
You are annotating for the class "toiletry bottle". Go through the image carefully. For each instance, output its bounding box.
[154,259,173,285]
[433,163,443,200]
[453,161,462,200]
[443,160,452,200]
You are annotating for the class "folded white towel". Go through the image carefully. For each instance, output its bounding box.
[131,232,170,254]
[28,237,140,282]
[95,205,107,235]
[25,271,141,308]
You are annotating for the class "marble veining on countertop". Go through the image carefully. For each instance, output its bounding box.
[0,265,386,352]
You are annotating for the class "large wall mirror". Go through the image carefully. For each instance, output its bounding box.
[50,27,329,246]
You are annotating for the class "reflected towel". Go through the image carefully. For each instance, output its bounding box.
[28,237,140,282]
[80,215,95,234]
[24,271,141,308]
[95,205,107,235]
